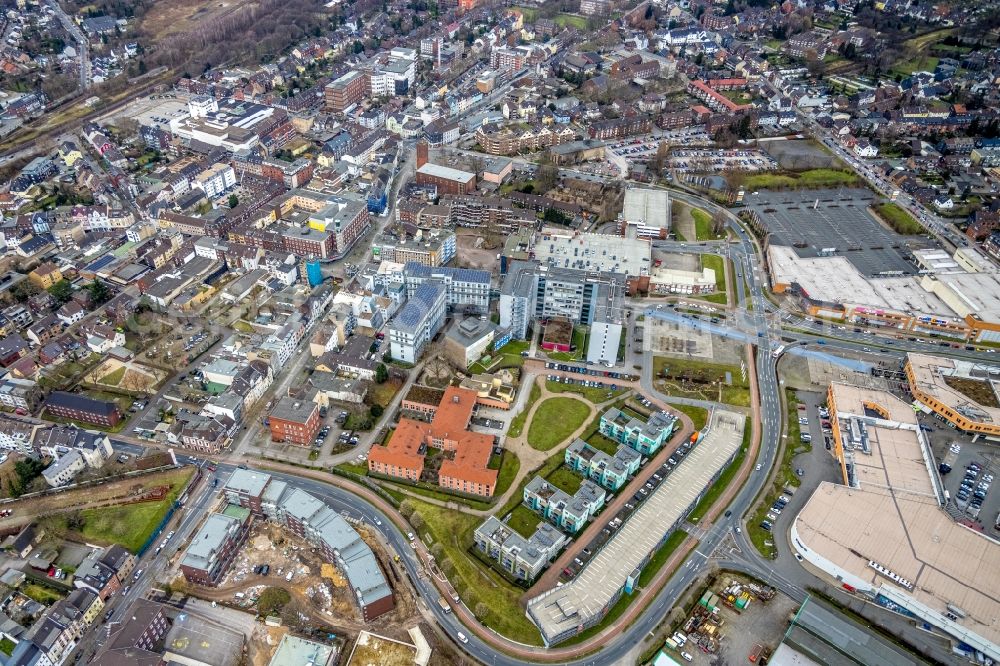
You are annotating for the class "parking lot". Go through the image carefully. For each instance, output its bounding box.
[743,188,915,276]
[925,418,1000,533]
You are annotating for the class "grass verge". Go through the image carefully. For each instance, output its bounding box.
[408,498,543,644]
[545,379,626,403]
[668,403,709,431]
[637,530,689,587]
[871,202,924,235]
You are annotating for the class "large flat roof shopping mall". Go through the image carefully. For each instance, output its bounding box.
[792,383,1000,661]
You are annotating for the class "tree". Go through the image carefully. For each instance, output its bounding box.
[47,279,74,305]
[399,500,415,518]
[430,543,444,559]
[369,404,384,418]
[88,279,110,305]
[474,602,489,619]
[228,193,239,208]
[9,280,40,303]
[374,363,388,384]
[650,141,670,175]
[257,587,291,616]
[410,513,424,530]
[535,162,559,193]
[352,40,365,54]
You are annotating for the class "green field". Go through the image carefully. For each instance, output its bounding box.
[545,379,626,403]
[507,504,543,538]
[701,254,727,292]
[508,381,541,438]
[547,326,587,362]
[653,356,749,407]
[669,403,709,431]
[741,169,859,190]
[872,202,924,235]
[99,366,126,386]
[22,583,63,605]
[554,13,588,29]
[494,451,521,497]
[585,431,621,456]
[58,468,194,552]
[892,54,939,76]
[409,499,543,644]
[527,398,591,451]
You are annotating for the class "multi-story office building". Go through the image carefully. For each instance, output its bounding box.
[388,281,447,363]
[402,263,491,315]
[599,407,676,456]
[499,261,625,365]
[324,71,368,112]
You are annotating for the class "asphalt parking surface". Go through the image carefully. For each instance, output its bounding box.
[744,188,914,276]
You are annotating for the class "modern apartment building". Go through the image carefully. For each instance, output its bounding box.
[180,505,253,586]
[372,230,456,266]
[599,407,677,456]
[388,281,447,363]
[564,438,641,491]
[402,263,491,315]
[473,516,568,582]
[523,476,607,534]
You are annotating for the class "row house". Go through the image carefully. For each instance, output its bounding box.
[587,115,653,140]
[475,124,576,156]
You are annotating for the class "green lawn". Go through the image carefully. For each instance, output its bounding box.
[22,583,63,605]
[872,202,924,235]
[495,451,521,497]
[586,431,621,456]
[469,339,530,374]
[695,292,729,305]
[409,499,543,644]
[527,397,591,451]
[546,465,583,495]
[692,208,721,240]
[687,425,750,523]
[508,381,541,438]
[637,530,689,587]
[891,54,939,77]
[669,404,709,431]
[507,504,543,538]
[0,637,14,656]
[555,13,588,29]
[701,254,727,292]
[545,379,626,403]
[741,169,859,190]
[99,366,126,386]
[498,448,567,519]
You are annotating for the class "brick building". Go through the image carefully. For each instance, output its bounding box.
[44,392,123,427]
[268,396,321,445]
[414,163,477,195]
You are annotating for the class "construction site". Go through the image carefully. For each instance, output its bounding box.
[176,518,471,666]
[650,574,794,666]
